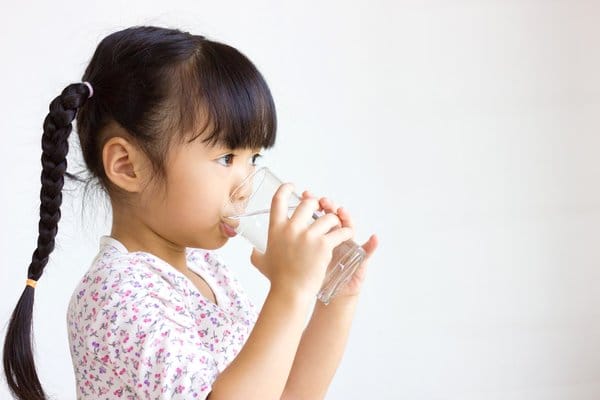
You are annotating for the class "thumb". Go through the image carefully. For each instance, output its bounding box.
[250,247,264,269]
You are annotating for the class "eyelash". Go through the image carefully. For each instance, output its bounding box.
[217,153,263,167]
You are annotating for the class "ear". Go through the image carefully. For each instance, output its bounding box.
[102,136,147,193]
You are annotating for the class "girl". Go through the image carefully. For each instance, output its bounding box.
[3,25,378,399]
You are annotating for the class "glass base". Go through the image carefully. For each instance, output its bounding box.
[317,240,366,305]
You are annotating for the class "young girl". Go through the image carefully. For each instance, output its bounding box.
[3,25,378,400]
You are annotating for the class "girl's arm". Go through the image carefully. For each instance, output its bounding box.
[209,186,360,400]
[281,295,359,400]
[280,195,378,399]
[208,287,314,400]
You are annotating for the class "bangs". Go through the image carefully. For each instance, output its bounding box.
[170,39,277,151]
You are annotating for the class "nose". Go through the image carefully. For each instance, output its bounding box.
[229,166,256,204]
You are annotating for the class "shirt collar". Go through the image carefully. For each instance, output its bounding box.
[99,235,129,253]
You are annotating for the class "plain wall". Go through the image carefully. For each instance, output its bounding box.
[2,0,600,399]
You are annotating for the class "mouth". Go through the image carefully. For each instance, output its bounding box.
[220,221,238,238]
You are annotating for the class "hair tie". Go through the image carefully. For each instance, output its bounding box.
[82,81,94,99]
[26,279,37,289]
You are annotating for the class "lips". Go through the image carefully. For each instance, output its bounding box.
[220,221,238,238]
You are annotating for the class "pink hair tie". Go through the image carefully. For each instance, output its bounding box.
[82,81,94,99]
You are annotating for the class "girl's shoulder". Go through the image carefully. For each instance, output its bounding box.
[73,236,191,303]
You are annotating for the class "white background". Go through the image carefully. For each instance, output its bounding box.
[2,0,600,399]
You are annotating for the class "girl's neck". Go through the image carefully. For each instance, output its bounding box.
[110,205,189,274]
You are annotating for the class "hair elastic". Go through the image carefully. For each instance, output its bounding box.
[82,81,94,99]
[26,279,37,289]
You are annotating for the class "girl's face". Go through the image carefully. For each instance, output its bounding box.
[141,137,262,250]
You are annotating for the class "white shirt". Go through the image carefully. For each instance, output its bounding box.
[66,235,258,399]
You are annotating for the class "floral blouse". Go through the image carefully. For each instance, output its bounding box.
[66,235,259,399]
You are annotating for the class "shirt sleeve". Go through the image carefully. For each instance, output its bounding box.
[104,267,219,399]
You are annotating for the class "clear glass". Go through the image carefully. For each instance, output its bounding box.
[223,166,366,305]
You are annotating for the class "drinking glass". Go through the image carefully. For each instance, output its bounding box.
[223,166,366,305]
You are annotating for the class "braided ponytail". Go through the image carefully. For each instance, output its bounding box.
[2,82,92,400]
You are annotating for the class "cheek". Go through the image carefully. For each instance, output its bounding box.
[166,183,218,223]
[163,172,226,229]
[151,157,229,239]
[166,193,228,250]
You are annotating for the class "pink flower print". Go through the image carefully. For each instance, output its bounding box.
[114,388,123,397]
[175,385,185,394]
[101,355,109,363]
[91,291,99,301]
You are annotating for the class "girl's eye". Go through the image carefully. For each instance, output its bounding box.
[217,153,263,167]
[217,154,235,167]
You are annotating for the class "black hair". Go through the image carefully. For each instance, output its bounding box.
[2,25,277,400]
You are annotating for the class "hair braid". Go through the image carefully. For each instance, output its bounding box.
[3,82,91,400]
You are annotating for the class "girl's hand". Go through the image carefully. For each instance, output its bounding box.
[250,184,356,300]
[301,190,379,299]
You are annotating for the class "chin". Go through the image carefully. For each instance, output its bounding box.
[190,235,228,250]
[206,238,228,250]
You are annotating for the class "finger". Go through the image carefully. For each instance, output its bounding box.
[303,190,327,213]
[361,234,379,258]
[319,197,338,214]
[270,182,296,228]
[290,196,320,226]
[302,190,313,199]
[324,226,355,248]
[309,213,343,236]
[337,207,354,229]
